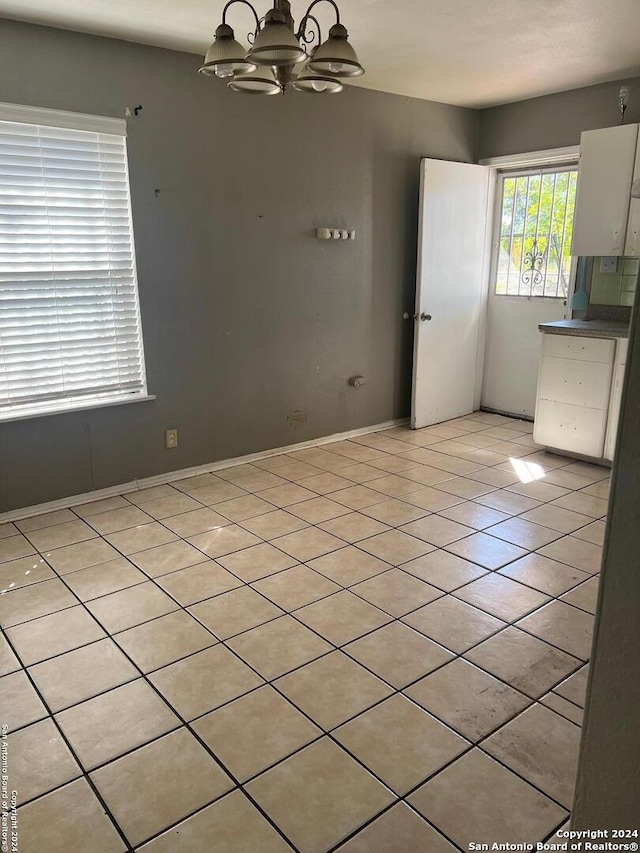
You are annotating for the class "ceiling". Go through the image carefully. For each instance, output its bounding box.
[1,0,639,108]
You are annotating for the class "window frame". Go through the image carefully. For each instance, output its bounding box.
[0,102,153,423]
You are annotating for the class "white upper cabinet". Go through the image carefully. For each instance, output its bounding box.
[572,124,639,257]
[625,141,640,256]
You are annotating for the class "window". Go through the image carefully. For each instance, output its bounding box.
[0,103,149,421]
[493,165,578,298]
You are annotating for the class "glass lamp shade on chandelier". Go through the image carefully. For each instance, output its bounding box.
[198,0,364,95]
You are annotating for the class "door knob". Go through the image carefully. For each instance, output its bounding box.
[421,313,432,321]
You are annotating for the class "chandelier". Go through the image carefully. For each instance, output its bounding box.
[198,0,364,95]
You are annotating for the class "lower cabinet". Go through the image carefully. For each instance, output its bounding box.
[533,333,626,461]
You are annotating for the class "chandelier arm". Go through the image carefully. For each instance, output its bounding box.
[296,0,340,41]
[300,14,323,45]
[221,0,261,34]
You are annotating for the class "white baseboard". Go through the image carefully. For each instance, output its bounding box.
[0,418,409,524]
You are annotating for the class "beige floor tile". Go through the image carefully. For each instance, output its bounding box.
[0,554,55,593]
[580,479,610,499]
[25,519,98,552]
[241,509,309,539]
[129,539,207,578]
[337,802,456,853]
[445,532,527,570]
[126,484,179,505]
[475,489,542,515]
[553,665,589,707]
[73,495,130,518]
[402,550,488,591]
[233,471,289,492]
[275,651,393,729]
[63,557,147,601]
[540,692,584,726]
[498,553,590,596]
[487,518,561,550]
[0,534,37,563]
[7,605,106,666]
[358,529,435,564]
[454,573,550,622]
[560,577,599,614]
[193,685,321,782]
[300,472,356,492]
[351,569,442,616]
[467,466,522,487]
[329,440,387,462]
[503,481,568,505]
[336,694,467,794]
[0,633,20,675]
[263,460,324,480]
[542,469,595,490]
[271,527,345,562]
[0,670,48,730]
[296,590,392,645]
[8,718,81,805]
[561,461,610,480]
[30,637,138,712]
[366,474,424,498]
[91,727,233,847]
[162,507,230,537]
[308,546,391,586]
[484,703,581,807]
[318,512,390,543]
[115,610,217,672]
[137,789,290,853]
[465,626,581,698]
[406,658,530,741]
[188,525,262,559]
[400,515,474,547]
[187,481,248,505]
[217,542,298,583]
[343,622,453,688]
[403,596,506,653]
[86,582,179,633]
[518,600,594,660]
[105,522,178,556]
[252,564,340,611]
[247,738,394,853]
[409,749,566,848]
[15,508,77,533]
[88,505,153,535]
[0,522,18,539]
[157,561,243,606]
[538,536,603,574]
[149,645,263,719]
[550,492,608,518]
[0,577,78,628]
[288,497,352,524]
[214,494,275,522]
[56,679,179,769]
[361,499,429,526]
[189,586,284,639]
[328,485,388,510]
[215,464,264,481]
[45,537,122,573]
[434,476,497,499]
[401,485,463,511]
[521,505,594,534]
[227,615,332,679]
[140,493,202,520]
[18,778,126,853]
[572,520,606,546]
[342,461,401,482]
[437,501,510,530]
[256,482,317,507]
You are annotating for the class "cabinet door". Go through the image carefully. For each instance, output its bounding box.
[572,124,639,256]
[624,141,640,257]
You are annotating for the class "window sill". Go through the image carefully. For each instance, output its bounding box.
[0,393,156,425]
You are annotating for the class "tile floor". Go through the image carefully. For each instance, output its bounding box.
[0,412,607,853]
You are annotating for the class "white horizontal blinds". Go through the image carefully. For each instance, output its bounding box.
[0,111,146,415]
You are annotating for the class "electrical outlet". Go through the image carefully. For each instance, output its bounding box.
[165,429,178,449]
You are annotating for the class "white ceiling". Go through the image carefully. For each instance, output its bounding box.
[1,0,639,108]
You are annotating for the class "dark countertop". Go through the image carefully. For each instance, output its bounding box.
[538,319,630,339]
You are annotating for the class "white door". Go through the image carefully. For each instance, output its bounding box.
[411,158,490,428]
[482,164,577,418]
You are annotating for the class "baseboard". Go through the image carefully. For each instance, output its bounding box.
[0,417,409,524]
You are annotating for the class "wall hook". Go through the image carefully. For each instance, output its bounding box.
[134,105,143,116]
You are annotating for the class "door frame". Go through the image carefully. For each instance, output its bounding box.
[476,145,581,415]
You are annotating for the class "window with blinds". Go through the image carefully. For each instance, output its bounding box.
[0,103,148,421]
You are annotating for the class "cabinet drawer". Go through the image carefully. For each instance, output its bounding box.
[538,356,613,409]
[542,334,615,364]
[534,399,607,458]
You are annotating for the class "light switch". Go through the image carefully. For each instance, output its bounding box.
[600,257,618,274]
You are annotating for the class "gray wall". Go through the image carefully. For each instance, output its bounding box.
[479,76,640,159]
[571,279,640,826]
[0,18,477,513]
